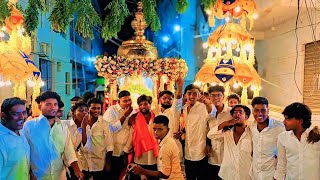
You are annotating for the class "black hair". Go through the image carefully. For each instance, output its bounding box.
[184,84,200,94]
[87,97,103,107]
[1,97,26,115]
[227,93,241,103]
[82,92,95,103]
[118,90,131,99]
[137,95,152,105]
[35,91,61,104]
[71,101,88,113]
[58,100,64,108]
[230,104,251,117]
[159,90,174,98]
[282,102,312,129]
[154,115,169,127]
[251,97,269,107]
[70,96,81,101]
[208,85,225,94]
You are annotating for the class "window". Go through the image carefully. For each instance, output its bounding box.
[65,72,71,95]
[303,41,320,114]
[39,58,52,91]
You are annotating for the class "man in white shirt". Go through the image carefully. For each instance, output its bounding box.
[207,105,252,180]
[206,85,233,180]
[103,90,135,179]
[131,115,184,180]
[23,91,83,180]
[249,97,285,180]
[182,84,214,180]
[0,97,31,180]
[63,101,89,179]
[274,102,320,180]
[157,77,184,160]
[80,98,114,179]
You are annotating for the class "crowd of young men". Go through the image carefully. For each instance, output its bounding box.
[0,80,319,180]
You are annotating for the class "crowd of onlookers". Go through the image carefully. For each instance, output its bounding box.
[0,76,319,180]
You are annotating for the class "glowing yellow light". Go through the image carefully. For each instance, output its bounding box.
[235,6,241,13]
[253,13,259,20]
[202,42,209,49]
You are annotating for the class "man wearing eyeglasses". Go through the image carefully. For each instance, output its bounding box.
[249,97,285,180]
[206,85,233,180]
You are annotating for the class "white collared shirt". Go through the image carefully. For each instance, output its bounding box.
[183,102,216,161]
[274,127,320,180]
[103,104,135,156]
[249,119,285,180]
[207,105,233,165]
[79,116,114,172]
[207,126,252,180]
[62,119,82,151]
[23,115,78,180]
[0,123,30,180]
[158,135,184,180]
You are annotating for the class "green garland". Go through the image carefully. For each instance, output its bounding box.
[49,0,73,33]
[176,0,189,13]
[142,0,161,32]
[101,0,129,41]
[34,0,47,12]
[73,0,101,39]
[24,0,39,36]
[0,0,10,27]
[201,0,217,10]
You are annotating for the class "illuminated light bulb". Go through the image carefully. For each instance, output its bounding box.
[1,26,6,31]
[211,47,217,52]
[40,81,45,87]
[222,46,227,51]
[244,44,252,52]
[225,16,231,22]
[231,39,237,45]
[0,32,4,38]
[236,47,241,52]
[205,9,211,15]
[235,6,241,13]
[250,84,256,91]
[5,80,11,86]
[211,82,217,86]
[253,13,259,20]
[194,81,202,87]
[0,81,4,87]
[202,42,208,49]
[233,83,240,88]
[27,80,35,87]
[219,38,225,44]
[20,28,25,32]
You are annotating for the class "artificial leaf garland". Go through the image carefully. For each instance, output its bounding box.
[176,0,189,13]
[142,0,161,32]
[49,0,73,33]
[101,0,129,41]
[34,0,47,12]
[73,0,101,39]
[201,0,217,10]
[24,0,39,35]
[0,0,10,26]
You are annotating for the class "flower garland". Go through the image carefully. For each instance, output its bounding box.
[95,56,188,80]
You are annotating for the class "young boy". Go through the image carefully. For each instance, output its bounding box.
[131,115,184,179]
[274,102,320,180]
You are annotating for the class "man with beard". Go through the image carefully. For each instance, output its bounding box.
[23,91,83,180]
[157,76,184,160]
[57,100,65,119]
[128,95,159,180]
[103,90,136,179]
[249,97,284,180]
[274,102,320,180]
[79,98,114,180]
[0,97,31,179]
[208,105,252,180]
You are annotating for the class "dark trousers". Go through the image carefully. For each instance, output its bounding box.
[130,164,158,180]
[82,170,105,180]
[110,155,127,180]
[208,164,222,180]
[185,157,208,180]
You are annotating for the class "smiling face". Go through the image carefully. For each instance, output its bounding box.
[228,98,239,108]
[138,100,151,114]
[185,88,200,105]
[1,104,28,131]
[89,103,101,119]
[209,91,224,107]
[253,104,269,123]
[119,95,132,109]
